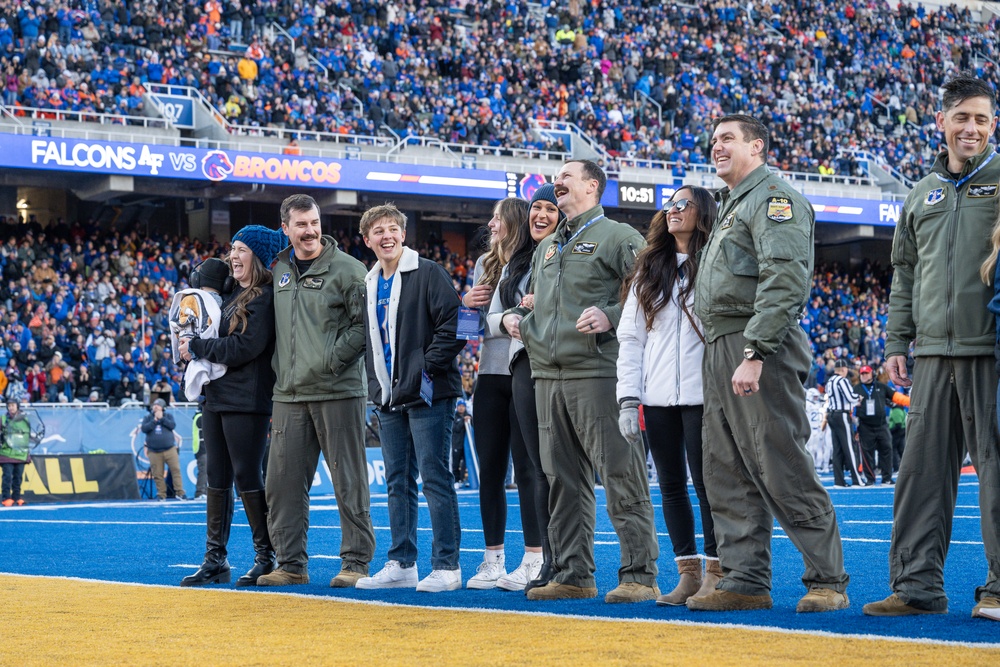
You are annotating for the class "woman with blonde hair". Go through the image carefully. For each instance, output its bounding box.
[463,197,543,590]
[486,183,563,591]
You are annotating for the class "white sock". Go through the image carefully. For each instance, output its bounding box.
[521,552,543,566]
[484,550,505,565]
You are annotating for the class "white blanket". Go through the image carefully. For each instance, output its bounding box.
[168,288,227,401]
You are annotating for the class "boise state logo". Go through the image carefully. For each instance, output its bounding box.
[519,173,548,201]
[201,151,234,181]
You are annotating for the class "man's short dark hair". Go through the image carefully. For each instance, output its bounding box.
[566,159,607,200]
[713,114,770,157]
[941,74,997,114]
[280,194,320,226]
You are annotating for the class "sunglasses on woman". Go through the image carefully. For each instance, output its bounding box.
[665,198,691,213]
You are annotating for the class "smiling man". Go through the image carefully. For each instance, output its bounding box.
[690,114,849,613]
[258,194,376,589]
[864,75,1000,621]
[356,203,467,593]
[502,159,660,603]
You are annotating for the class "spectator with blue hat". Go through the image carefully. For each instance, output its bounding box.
[178,222,281,588]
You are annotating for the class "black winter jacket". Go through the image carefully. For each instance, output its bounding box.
[190,284,276,414]
[364,247,465,411]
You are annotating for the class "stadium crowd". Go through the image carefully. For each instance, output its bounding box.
[0,208,894,407]
[0,213,488,404]
[0,1,997,182]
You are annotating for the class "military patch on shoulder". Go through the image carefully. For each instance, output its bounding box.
[571,242,597,255]
[278,272,291,287]
[720,213,736,230]
[968,183,998,198]
[303,277,324,289]
[544,244,557,261]
[766,197,793,222]
[925,188,945,205]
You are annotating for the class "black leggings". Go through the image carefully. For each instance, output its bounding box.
[473,372,540,547]
[510,353,549,545]
[202,408,270,493]
[643,404,717,559]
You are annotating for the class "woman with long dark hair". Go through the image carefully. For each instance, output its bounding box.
[178,225,284,587]
[616,186,719,606]
[462,197,542,590]
[487,184,562,591]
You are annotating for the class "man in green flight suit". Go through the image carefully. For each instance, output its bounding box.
[864,74,1000,622]
[502,159,659,603]
[688,114,849,613]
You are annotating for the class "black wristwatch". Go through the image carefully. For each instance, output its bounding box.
[743,347,764,362]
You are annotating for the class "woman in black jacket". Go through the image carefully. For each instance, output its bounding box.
[178,225,285,587]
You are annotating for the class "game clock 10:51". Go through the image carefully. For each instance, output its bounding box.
[617,183,657,210]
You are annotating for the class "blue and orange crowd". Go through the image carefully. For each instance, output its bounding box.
[0,211,892,405]
[0,215,485,404]
[0,0,997,182]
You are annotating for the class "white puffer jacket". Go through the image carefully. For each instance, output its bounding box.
[616,254,705,407]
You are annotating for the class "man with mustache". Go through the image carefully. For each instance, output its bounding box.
[502,159,659,603]
[257,194,376,588]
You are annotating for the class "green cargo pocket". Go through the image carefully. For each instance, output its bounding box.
[722,239,759,278]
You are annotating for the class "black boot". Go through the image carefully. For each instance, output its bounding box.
[524,536,555,593]
[181,487,233,586]
[236,489,276,587]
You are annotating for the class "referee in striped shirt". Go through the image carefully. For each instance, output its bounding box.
[823,360,865,487]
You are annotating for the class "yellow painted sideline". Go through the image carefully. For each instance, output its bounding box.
[2,575,997,666]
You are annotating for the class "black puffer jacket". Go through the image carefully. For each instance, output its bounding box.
[190,284,276,414]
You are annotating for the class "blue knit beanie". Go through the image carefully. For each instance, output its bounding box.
[529,184,565,221]
[232,225,289,269]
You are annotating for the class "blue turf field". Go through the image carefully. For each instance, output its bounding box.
[1,474,995,646]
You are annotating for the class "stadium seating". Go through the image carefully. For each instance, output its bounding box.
[0,1,996,183]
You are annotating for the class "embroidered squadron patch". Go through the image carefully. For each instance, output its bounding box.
[278,272,291,287]
[765,197,793,222]
[720,213,736,230]
[303,277,324,289]
[969,183,999,198]
[544,244,557,261]
[572,242,598,255]
[925,188,945,205]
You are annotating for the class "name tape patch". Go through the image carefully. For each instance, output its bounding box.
[969,183,998,198]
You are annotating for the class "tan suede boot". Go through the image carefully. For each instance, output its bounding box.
[656,557,703,606]
[693,557,722,599]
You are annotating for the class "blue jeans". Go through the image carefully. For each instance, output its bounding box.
[378,398,461,570]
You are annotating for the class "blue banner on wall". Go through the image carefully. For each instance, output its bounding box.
[9,135,516,201]
[29,406,387,498]
[0,134,904,223]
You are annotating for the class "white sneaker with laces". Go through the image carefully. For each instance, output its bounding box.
[416,568,462,592]
[355,560,418,590]
[497,552,544,591]
[467,551,506,590]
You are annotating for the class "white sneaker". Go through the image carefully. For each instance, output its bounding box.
[467,551,506,590]
[416,568,462,592]
[355,560,418,590]
[497,552,543,591]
